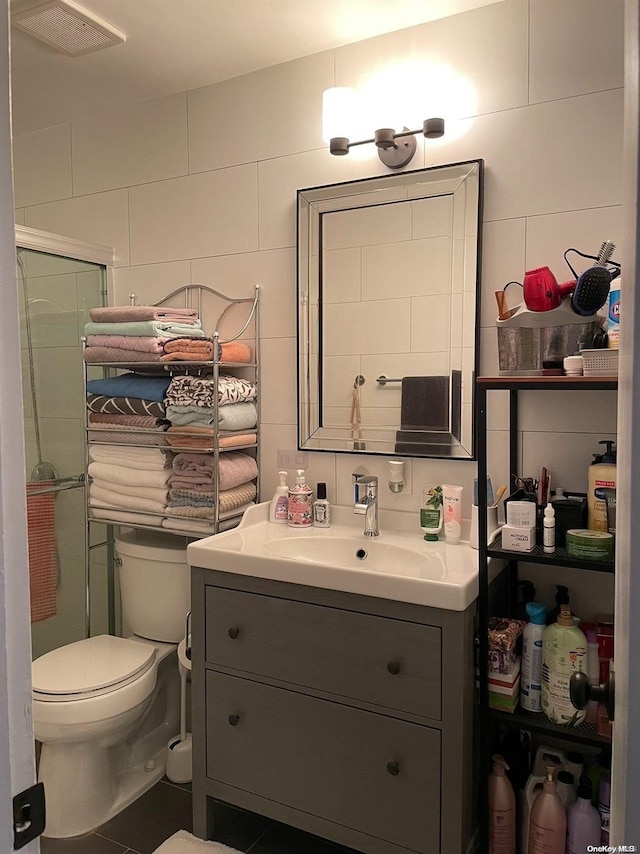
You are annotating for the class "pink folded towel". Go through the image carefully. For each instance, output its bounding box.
[160,338,215,362]
[219,341,252,363]
[86,335,170,353]
[90,305,200,323]
[171,451,258,491]
[84,346,162,363]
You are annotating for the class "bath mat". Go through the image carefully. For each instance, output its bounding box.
[154,830,244,854]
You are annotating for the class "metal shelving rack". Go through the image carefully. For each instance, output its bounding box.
[475,374,617,849]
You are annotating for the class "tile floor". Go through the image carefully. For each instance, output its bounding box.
[40,778,357,854]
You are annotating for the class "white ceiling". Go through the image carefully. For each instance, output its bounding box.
[10,0,500,136]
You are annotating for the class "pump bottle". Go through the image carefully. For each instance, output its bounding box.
[528,765,566,854]
[587,440,617,532]
[287,469,313,528]
[269,471,289,524]
[488,754,516,854]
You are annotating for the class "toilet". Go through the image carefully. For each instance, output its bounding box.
[32,530,190,838]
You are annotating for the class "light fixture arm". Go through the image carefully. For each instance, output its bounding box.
[329,118,445,169]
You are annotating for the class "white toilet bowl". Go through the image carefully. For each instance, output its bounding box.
[33,635,179,837]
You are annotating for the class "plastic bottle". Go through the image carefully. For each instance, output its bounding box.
[515,580,536,622]
[541,606,587,726]
[287,469,313,528]
[528,765,567,854]
[556,770,577,808]
[313,482,331,528]
[546,585,570,626]
[607,278,620,349]
[488,754,516,854]
[521,601,546,713]
[598,764,611,844]
[269,470,289,524]
[566,778,602,854]
[587,440,617,532]
[543,503,555,554]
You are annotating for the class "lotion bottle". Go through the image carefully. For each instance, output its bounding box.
[528,765,566,854]
[488,754,516,854]
[287,469,313,528]
[442,484,463,544]
[541,606,587,727]
[269,471,289,524]
[587,440,617,532]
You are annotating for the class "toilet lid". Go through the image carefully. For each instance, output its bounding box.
[32,635,156,698]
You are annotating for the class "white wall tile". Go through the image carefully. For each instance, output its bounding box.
[324,203,411,250]
[24,190,130,266]
[112,261,192,306]
[412,196,453,239]
[522,430,615,494]
[530,0,624,104]
[518,563,614,625]
[480,218,526,328]
[260,336,297,425]
[129,165,258,264]
[15,208,25,225]
[323,248,361,304]
[13,124,72,208]
[325,298,411,356]
[323,356,363,408]
[433,89,623,222]
[72,94,189,195]
[411,295,451,353]
[362,236,451,301]
[335,0,529,118]
[519,390,617,434]
[191,249,296,340]
[189,51,333,173]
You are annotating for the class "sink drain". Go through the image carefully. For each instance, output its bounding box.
[355,548,368,560]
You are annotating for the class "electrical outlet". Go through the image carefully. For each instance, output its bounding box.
[277,449,309,469]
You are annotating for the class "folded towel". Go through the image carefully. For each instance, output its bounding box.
[160,338,215,362]
[218,341,252,363]
[165,426,256,450]
[90,306,199,324]
[84,346,163,364]
[88,461,170,489]
[171,452,257,491]
[89,477,169,504]
[91,507,161,527]
[90,484,166,514]
[86,335,170,353]
[89,413,168,429]
[86,373,171,402]
[165,375,256,408]
[168,482,257,511]
[165,501,255,520]
[400,375,450,432]
[89,444,170,470]
[161,517,240,536]
[87,394,166,418]
[84,320,205,339]
[165,402,257,430]
[89,430,168,446]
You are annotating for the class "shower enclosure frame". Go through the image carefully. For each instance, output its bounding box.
[16,224,115,640]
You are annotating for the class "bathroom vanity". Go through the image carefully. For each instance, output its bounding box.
[188,505,478,854]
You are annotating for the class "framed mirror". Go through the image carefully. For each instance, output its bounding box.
[297,159,483,459]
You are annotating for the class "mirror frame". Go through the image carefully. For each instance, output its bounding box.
[296,159,484,460]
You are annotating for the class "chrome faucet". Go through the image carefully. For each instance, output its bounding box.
[354,475,380,537]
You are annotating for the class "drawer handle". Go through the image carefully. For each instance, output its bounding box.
[228,714,240,727]
[386,761,400,776]
[387,661,401,675]
[228,627,240,639]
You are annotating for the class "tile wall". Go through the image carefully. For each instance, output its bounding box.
[13,0,623,616]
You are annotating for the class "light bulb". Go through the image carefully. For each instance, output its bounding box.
[322,87,357,143]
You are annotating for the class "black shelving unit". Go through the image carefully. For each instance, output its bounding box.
[475,375,617,850]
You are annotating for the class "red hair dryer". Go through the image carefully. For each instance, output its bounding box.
[523,266,575,312]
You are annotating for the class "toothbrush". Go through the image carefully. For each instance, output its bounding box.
[490,485,507,508]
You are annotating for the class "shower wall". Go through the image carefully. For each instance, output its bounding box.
[17,246,108,658]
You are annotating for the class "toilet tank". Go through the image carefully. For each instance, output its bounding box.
[115,531,190,643]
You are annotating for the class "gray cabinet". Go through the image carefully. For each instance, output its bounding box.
[191,568,476,854]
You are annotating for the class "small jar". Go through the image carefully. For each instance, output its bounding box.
[563,355,583,376]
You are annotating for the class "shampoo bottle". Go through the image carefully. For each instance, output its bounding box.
[587,440,617,532]
[521,601,546,713]
[566,778,601,854]
[287,469,313,528]
[488,754,516,854]
[541,606,587,727]
[528,765,567,854]
[269,470,289,524]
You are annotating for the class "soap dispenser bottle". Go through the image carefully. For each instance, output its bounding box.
[287,469,313,528]
[588,440,617,532]
[269,471,289,524]
[528,765,567,854]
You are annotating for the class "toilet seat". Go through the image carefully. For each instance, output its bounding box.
[33,635,156,702]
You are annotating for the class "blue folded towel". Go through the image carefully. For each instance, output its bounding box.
[86,373,171,402]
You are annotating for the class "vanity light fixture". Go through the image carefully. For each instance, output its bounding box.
[323,87,445,169]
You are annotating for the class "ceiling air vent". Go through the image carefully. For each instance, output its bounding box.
[11,0,126,56]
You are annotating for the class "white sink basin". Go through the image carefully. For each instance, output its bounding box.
[187,502,480,611]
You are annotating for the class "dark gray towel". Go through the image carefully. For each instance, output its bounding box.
[400,376,449,431]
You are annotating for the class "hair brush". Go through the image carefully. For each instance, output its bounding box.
[569,265,612,316]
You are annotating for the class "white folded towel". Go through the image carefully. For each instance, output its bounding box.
[89,477,169,505]
[88,461,170,489]
[161,517,239,535]
[153,830,243,853]
[90,507,160,527]
[89,444,170,470]
[90,484,166,514]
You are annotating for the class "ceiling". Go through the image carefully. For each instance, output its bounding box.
[9,0,500,136]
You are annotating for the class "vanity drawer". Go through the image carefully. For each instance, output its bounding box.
[205,586,441,719]
[206,671,440,853]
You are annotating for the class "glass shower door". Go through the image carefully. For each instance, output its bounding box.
[17,246,108,659]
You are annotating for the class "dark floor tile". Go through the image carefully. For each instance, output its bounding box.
[204,800,274,851]
[162,775,192,792]
[41,833,129,854]
[96,781,193,854]
[246,823,357,854]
